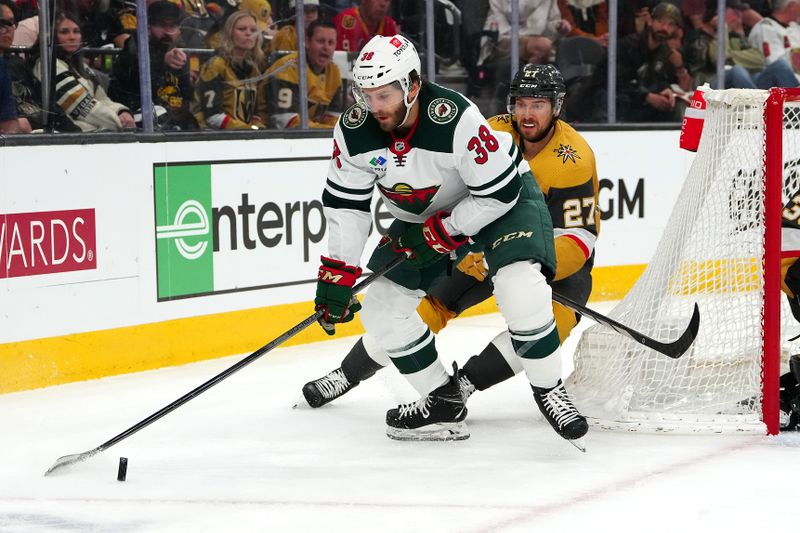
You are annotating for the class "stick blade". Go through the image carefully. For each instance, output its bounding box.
[44,449,100,477]
[651,302,701,359]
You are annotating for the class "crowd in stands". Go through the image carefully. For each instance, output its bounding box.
[2,0,800,134]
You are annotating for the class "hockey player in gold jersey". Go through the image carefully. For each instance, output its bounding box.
[194,11,268,129]
[266,20,343,128]
[301,64,601,410]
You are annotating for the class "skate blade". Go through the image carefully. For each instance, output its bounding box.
[386,422,470,441]
[292,394,309,409]
[568,437,586,453]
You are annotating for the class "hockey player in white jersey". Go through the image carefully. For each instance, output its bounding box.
[313,34,588,443]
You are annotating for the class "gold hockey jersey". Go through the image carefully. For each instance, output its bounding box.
[194,55,267,129]
[271,25,298,52]
[266,52,343,129]
[488,114,600,282]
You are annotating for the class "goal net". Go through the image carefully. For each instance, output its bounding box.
[567,88,800,434]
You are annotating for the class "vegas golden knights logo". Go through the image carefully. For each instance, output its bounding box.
[234,84,258,124]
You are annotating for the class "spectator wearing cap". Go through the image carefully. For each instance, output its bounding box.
[685,1,797,88]
[109,0,198,130]
[332,0,398,52]
[266,19,342,128]
[0,0,25,133]
[34,11,135,131]
[617,2,693,121]
[194,10,268,129]
[271,0,319,52]
[748,0,800,79]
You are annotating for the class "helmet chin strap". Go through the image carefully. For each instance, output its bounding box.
[398,82,420,129]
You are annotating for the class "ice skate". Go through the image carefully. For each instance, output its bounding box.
[301,367,358,408]
[532,380,588,449]
[386,364,469,441]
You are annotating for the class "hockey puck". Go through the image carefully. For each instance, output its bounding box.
[117,457,128,482]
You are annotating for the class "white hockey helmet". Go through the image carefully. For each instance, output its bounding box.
[351,35,421,113]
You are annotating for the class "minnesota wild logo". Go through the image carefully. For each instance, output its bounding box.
[378,182,440,215]
[343,104,367,129]
[428,98,458,124]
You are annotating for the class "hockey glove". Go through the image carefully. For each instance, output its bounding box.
[456,252,488,282]
[315,256,363,335]
[394,212,468,269]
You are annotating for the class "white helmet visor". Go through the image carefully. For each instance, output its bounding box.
[352,81,407,112]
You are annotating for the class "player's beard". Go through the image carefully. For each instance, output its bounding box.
[374,103,408,132]
[517,116,556,144]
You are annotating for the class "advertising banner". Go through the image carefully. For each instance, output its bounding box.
[1,208,97,279]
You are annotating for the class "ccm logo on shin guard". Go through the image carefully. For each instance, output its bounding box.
[492,231,533,250]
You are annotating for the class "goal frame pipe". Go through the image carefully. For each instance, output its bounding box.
[763,87,800,435]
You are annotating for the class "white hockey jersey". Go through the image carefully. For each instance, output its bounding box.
[748,16,800,77]
[322,82,531,266]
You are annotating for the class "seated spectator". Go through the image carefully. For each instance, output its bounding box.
[617,2,693,122]
[206,0,274,50]
[333,0,398,52]
[179,0,222,49]
[271,0,320,52]
[109,1,198,130]
[474,0,572,114]
[108,0,219,48]
[685,1,797,88]
[558,0,608,46]
[0,0,26,133]
[748,0,800,81]
[267,19,341,128]
[194,10,268,129]
[108,0,138,48]
[34,11,135,131]
[479,0,572,66]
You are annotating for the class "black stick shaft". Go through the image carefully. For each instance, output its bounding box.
[551,291,700,359]
[92,254,405,454]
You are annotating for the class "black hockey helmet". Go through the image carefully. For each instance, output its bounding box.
[507,64,566,116]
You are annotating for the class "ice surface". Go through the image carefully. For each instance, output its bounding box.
[1,306,797,532]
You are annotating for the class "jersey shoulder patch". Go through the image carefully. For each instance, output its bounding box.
[423,82,471,116]
[338,104,388,155]
[411,83,472,153]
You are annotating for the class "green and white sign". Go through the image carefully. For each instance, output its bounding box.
[153,158,391,301]
[155,164,214,299]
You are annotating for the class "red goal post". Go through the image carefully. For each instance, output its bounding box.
[764,87,800,434]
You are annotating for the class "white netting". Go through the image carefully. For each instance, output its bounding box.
[568,89,800,433]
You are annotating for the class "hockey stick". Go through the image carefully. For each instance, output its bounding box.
[551,292,700,359]
[44,254,406,477]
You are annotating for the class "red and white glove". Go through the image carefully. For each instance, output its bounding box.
[394,212,468,268]
[315,256,363,335]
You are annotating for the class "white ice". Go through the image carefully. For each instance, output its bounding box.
[1,304,798,533]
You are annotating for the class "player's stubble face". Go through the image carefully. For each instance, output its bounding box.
[514,97,556,143]
[361,84,410,132]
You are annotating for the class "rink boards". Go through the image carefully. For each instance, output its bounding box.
[0,130,693,393]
